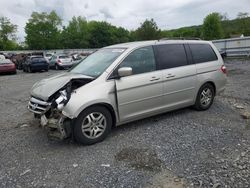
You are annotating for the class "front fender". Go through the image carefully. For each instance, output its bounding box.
[62,80,118,121]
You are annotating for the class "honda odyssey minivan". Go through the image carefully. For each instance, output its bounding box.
[28,40,227,145]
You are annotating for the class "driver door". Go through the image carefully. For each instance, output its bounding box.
[115,46,163,122]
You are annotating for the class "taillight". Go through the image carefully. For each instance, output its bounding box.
[57,60,62,64]
[221,65,227,74]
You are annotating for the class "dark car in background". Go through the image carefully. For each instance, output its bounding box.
[0,59,16,74]
[23,56,49,73]
[49,54,73,70]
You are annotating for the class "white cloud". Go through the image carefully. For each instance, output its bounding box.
[0,0,249,42]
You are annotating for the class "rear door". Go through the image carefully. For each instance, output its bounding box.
[115,46,163,122]
[154,43,197,109]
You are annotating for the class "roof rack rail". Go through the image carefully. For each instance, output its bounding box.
[159,37,201,41]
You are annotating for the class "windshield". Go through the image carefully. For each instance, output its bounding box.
[32,57,46,63]
[70,48,125,77]
[0,59,12,64]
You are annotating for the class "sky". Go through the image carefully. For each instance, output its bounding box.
[0,0,249,42]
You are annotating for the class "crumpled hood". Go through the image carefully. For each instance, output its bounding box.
[30,72,93,101]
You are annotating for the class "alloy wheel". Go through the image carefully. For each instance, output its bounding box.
[200,88,212,107]
[81,112,107,139]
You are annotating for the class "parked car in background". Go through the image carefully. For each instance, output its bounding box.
[28,40,227,145]
[0,54,5,60]
[49,54,73,70]
[44,53,53,62]
[23,56,49,73]
[70,53,84,66]
[0,59,16,74]
[12,53,27,70]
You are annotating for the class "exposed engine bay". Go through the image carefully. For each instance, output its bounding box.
[28,78,93,140]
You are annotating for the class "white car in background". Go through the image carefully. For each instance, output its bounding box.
[49,54,73,70]
[0,54,6,60]
[44,53,53,62]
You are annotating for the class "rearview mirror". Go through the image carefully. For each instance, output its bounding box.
[118,67,132,77]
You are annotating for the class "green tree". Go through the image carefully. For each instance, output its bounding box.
[134,19,161,40]
[0,17,18,50]
[25,11,62,50]
[111,26,130,44]
[87,21,115,48]
[60,16,89,49]
[236,12,250,35]
[202,13,224,40]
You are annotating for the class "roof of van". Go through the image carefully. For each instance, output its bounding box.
[105,40,210,49]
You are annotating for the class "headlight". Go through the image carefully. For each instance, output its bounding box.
[55,90,68,110]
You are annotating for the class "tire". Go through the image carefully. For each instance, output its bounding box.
[73,106,112,145]
[194,83,215,111]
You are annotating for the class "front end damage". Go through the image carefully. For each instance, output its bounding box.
[28,78,92,140]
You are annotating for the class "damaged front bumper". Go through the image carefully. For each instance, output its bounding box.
[28,96,72,140]
[40,115,72,140]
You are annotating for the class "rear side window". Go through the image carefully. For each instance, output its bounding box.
[154,44,188,69]
[189,44,218,63]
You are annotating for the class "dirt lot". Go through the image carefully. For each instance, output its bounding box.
[0,59,250,188]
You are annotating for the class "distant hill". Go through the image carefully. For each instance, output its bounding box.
[161,17,250,39]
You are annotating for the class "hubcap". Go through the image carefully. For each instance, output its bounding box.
[81,112,107,139]
[200,88,212,107]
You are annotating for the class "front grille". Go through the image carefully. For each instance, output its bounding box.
[28,97,51,114]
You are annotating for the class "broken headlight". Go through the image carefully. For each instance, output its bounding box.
[55,90,68,110]
[55,82,72,111]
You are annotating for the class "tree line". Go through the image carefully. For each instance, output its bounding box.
[0,11,249,51]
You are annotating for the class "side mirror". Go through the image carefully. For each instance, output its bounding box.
[118,67,132,77]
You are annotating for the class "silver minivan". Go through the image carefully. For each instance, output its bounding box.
[28,40,227,144]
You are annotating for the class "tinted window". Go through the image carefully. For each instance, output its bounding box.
[118,46,156,75]
[0,59,12,64]
[59,55,70,59]
[45,54,52,57]
[189,44,218,63]
[154,44,188,69]
[32,57,46,63]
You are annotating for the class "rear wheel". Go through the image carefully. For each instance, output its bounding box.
[73,106,112,145]
[194,83,215,111]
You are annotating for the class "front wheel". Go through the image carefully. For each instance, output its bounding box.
[194,83,215,111]
[73,106,112,145]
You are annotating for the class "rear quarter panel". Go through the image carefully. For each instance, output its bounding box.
[195,42,227,95]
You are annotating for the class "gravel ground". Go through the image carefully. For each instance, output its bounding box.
[0,59,249,188]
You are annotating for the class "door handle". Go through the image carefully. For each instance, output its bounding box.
[150,77,160,81]
[166,74,175,78]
